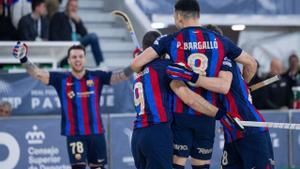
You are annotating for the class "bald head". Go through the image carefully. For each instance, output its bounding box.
[270,59,283,76]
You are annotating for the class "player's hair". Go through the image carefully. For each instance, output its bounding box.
[67,45,86,57]
[31,0,45,11]
[174,0,200,19]
[142,30,162,49]
[204,24,223,35]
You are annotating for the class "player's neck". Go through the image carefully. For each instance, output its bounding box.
[182,19,200,28]
[71,69,86,79]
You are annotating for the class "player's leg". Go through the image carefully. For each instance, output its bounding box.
[131,128,147,169]
[237,131,275,169]
[86,134,107,169]
[66,136,88,169]
[172,114,194,169]
[220,142,243,169]
[190,116,215,169]
[142,123,173,169]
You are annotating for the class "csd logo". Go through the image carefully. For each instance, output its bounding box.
[0,132,20,169]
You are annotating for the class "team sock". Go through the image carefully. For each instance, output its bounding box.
[173,163,185,169]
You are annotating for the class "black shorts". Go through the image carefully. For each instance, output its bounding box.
[172,113,215,160]
[131,123,173,169]
[221,131,275,169]
[66,134,107,166]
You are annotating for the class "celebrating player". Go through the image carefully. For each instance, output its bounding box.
[131,30,174,169]
[131,30,230,169]
[130,0,256,168]
[12,42,133,169]
[167,57,275,168]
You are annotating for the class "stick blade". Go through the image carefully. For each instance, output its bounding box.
[111,10,129,22]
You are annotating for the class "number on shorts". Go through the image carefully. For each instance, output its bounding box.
[133,82,145,115]
[222,150,228,166]
[70,141,84,154]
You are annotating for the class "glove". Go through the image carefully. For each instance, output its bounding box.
[12,41,28,63]
[166,63,199,83]
[225,113,245,131]
[133,47,142,58]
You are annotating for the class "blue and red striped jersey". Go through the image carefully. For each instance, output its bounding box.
[48,70,112,136]
[151,26,242,116]
[219,59,267,143]
[133,59,173,129]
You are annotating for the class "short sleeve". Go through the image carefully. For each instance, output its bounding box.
[220,57,233,72]
[222,36,242,60]
[151,35,172,56]
[95,70,112,85]
[48,72,62,88]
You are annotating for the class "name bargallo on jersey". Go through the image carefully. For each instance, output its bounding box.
[178,39,218,50]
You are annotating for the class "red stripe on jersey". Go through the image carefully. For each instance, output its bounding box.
[149,67,168,122]
[66,76,75,135]
[173,33,185,113]
[79,80,91,135]
[214,37,225,106]
[141,113,148,128]
[166,70,192,80]
[195,29,206,54]
[215,37,225,76]
[94,78,103,133]
[176,33,185,63]
[225,92,243,120]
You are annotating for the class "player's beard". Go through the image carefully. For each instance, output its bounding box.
[71,64,84,74]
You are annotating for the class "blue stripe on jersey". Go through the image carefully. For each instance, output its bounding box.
[87,75,99,134]
[74,80,85,135]
[206,33,219,103]
[235,67,264,131]
[224,128,232,143]
[187,29,198,115]
[170,40,178,61]
[144,73,160,123]
[61,79,70,135]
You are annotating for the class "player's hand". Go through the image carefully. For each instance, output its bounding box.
[166,63,199,83]
[133,48,142,58]
[225,113,245,131]
[12,41,28,63]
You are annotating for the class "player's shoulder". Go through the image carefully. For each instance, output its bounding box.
[86,69,108,75]
[147,59,171,67]
[50,71,69,78]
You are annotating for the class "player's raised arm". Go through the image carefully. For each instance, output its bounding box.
[234,51,257,83]
[12,42,50,85]
[130,47,160,72]
[109,65,134,85]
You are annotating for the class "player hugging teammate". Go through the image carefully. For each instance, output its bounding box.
[131,0,274,169]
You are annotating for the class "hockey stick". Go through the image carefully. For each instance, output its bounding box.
[236,118,300,130]
[112,10,141,49]
[249,75,280,92]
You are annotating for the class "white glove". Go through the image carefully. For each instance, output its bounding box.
[12,41,28,63]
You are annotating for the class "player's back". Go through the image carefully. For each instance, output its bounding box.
[152,26,242,115]
[133,59,173,129]
[219,61,267,143]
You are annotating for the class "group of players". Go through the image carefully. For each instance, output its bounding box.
[12,0,275,169]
